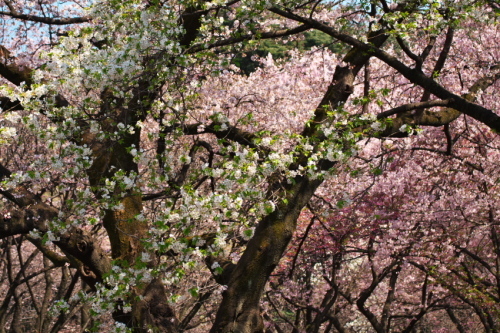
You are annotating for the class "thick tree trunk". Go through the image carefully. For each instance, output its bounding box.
[211,176,323,332]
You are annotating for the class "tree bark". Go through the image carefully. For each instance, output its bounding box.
[211,176,323,332]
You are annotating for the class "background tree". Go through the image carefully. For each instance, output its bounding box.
[0,0,499,332]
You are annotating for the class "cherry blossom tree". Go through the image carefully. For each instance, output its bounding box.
[0,0,499,332]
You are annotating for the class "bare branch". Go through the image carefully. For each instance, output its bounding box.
[377,99,454,119]
[165,121,271,154]
[269,7,500,133]
[0,1,89,26]
[188,24,311,54]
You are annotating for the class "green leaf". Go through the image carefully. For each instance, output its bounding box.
[188,287,199,298]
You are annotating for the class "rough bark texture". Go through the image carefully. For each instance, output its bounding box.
[211,177,323,332]
[133,279,178,332]
[55,228,112,286]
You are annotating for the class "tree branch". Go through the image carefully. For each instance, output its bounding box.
[0,44,32,86]
[165,121,271,154]
[0,1,90,26]
[269,8,500,133]
[54,227,112,287]
[377,99,454,119]
[0,204,57,238]
[188,24,311,54]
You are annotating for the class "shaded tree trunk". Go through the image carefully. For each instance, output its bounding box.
[211,177,323,332]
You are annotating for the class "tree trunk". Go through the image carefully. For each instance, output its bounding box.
[211,176,323,332]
